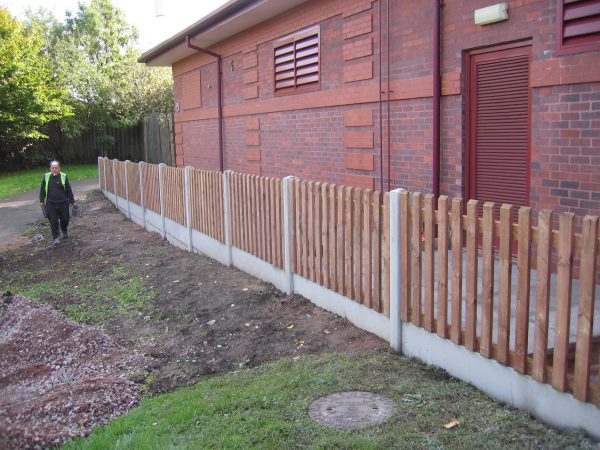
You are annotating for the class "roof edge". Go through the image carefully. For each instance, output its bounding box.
[138,0,258,64]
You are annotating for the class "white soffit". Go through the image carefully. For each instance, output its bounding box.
[141,0,310,66]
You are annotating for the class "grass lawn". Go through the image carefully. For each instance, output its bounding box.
[0,163,98,199]
[63,352,593,449]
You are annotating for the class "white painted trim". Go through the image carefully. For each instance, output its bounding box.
[293,275,389,342]
[401,322,600,440]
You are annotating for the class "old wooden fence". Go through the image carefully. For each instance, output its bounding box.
[99,157,600,436]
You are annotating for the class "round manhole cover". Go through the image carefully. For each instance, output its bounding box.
[308,391,395,430]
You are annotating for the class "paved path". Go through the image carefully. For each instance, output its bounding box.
[0,177,99,247]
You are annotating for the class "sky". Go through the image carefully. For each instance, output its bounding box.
[1,0,230,52]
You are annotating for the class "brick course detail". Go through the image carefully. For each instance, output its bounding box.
[165,0,600,219]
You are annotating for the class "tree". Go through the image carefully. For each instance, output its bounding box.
[34,0,173,134]
[0,7,71,162]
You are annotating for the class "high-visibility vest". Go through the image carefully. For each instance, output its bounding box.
[44,172,67,200]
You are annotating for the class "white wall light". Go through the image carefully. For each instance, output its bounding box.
[474,3,508,26]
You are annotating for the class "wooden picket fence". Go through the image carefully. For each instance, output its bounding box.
[396,191,599,406]
[229,173,284,269]
[100,158,599,409]
[291,180,389,315]
[189,168,225,243]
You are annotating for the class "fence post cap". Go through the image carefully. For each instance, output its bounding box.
[390,187,406,194]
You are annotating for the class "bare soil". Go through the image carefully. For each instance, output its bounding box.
[0,189,385,448]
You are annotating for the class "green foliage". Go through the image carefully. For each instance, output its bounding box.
[1,0,173,166]
[63,353,595,449]
[29,0,173,134]
[0,7,72,154]
[0,163,98,199]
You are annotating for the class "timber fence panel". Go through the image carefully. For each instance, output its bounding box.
[328,184,336,291]
[162,166,186,226]
[465,199,479,352]
[142,163,160,214]
[515,206,532,374]
[410,192,422,326]
[400,191,410,321]
[533,210,553,383]
[98,158,105,189]
[573,215,599,402]
[423,194,435,332]
[450,197,463,345]
[321,183,329,288]
[353,188,362,303]
[436,196,449,339]
[383,192,390,317]
[115,160,127,199]
[336,185,345,294]
[497,204,513,365]
[373,191,382,313]
[127,162,141,206]
[480,202,496,358]
[104,158,114,194]
[552,213,575,392]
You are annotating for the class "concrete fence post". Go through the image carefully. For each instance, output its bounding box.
[158,163,166,239]
[102,157,108,193]
[184,166,193,252]
[139,161,146,230]
[223,170,233,267]
[389,187,406,352]
[124,160,131,220]
[112,158,118,210]
[97,157,102,191]
[282,175,296,295]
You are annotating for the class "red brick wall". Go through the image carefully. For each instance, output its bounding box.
[532,82,600,219]
[169,0,600,218]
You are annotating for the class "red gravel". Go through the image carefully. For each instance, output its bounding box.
[0,294,148,449]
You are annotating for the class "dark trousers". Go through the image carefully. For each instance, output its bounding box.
[46,202,70,239]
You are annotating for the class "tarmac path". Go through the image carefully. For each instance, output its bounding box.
[0,177,99,250]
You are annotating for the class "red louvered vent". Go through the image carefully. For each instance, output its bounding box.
[274,26,320,94]
[469,46,531,222]
[559,0,600,52]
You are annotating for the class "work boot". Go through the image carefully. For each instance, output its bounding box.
[53,237,60,246]
[62,231,69,239]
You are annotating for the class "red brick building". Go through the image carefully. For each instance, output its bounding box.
[140,0,600,218]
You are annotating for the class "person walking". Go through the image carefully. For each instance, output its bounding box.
[39,160,75,246]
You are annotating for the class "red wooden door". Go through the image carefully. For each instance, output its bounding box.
[466,45,531,221]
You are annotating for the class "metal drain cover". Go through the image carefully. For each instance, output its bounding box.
[308,391,395,429]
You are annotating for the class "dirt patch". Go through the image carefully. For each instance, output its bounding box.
[0,190,385,447]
